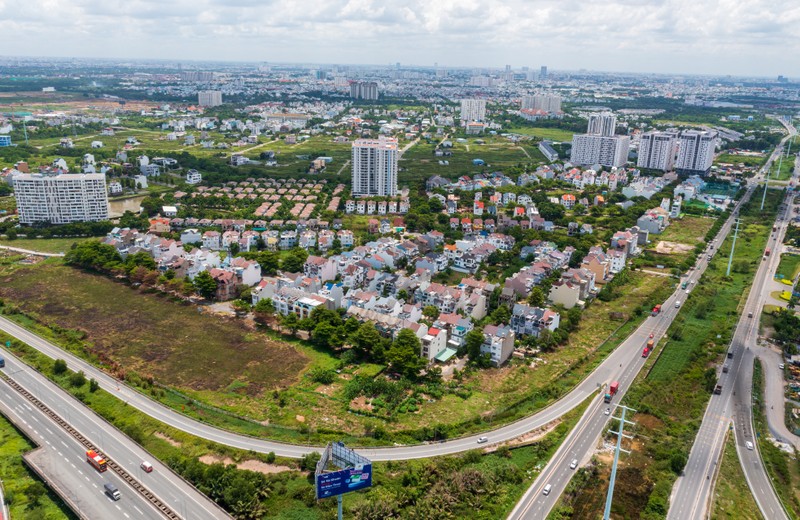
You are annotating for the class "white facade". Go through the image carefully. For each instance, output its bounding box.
[637,131,678,171]
[675,130,717,175]
[570,135,630,168]
[185,169,202,184]
[460,99,486,122]
[351,136,398,197]
[14,173,109,225]
[197,90,223,107]
[521,94,562,113]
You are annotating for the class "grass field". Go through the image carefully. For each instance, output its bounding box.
[0,237,93,254]
[711,433,764,520]
[0,413,73,519]
[657,215,716,246]
[507,126,575,142]
[715,153,766,168]
[400,134,546,182]
[776,254,800,281]
[0,262,309,397]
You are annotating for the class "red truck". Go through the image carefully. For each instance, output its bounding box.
[643,339,654,357]
[604,381,620,403]
[765,248,771,257]
[651,304,662,316]
[86,450,107,472]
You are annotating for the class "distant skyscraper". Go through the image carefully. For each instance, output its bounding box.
[675,130,718,175]
[521,94,562,113]
[540,66,548,80]
[197,90,223,107]
[349,81,379,100]
[351,136,398,197]
[637,131,679,171]
[180,71,214,82]
[460,99,487,122]
[469,76,494,87]
[14,172,108,225]
[570,112,629,167]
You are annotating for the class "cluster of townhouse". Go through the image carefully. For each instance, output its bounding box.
[557,167,629,190]
[102,227,261,302]
[344,198,410,215]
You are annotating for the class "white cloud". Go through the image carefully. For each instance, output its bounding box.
[0,0,797,76]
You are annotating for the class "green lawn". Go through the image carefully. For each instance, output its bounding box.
[771,153,796,181]
[507,126,575,142]
[0,413,73,519]
[776,254,800,282]
[0,237,93,254]
[711,433,764,520]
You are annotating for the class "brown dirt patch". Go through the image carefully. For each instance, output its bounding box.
[349,396,373,412]
[153,432,181,447]
[653,241,694,255]
[199,454,293,474]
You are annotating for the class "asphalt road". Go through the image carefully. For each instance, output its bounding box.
[0,378,165,520]
[669,138,797,520]
[507,184,749,520]
[0,351,231,519]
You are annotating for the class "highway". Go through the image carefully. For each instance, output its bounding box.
[669,133,797,520]
[0,377,165,519]
[0,350,231,519]
[507,180,751,519]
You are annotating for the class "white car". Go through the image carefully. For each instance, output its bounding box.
[543,484,552,495]
[745,441,754,451]
[779,363,785,370]
[570,459,578,470]
[604,408,611,416]
[477,436,488,444]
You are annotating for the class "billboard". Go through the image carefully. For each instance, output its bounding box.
[315,464,372,498]
[315,442,373,499]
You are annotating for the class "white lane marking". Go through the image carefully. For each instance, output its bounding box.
[61,441,68,448]
[92,483,97,488]
[134,506,144,515]
[115,505,122,511]
[123,514,130,519]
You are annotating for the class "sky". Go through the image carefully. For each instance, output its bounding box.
[2,0,799,77]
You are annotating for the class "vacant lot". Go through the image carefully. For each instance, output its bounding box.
[715,153,766,168]
[0,263,308,396]
[0,237,93,254]
[507,126,575,142]
[657,215,716,246]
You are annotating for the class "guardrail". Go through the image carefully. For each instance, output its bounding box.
[0,372,180,519]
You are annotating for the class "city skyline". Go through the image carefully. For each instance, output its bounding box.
[1,0,798,78]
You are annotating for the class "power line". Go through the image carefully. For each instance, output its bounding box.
[603,405,637,520]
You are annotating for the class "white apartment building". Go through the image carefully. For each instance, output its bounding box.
[197,90,223,107]
[675,130,717,175]
[637,131,679,171]
[14,173,109,225]
[351,136,398,197]
[570,112,629,168]
[521,94,562,113]
[460,99,486,122]
[349,81,378,100]
[185,169,202,184]
[570,135,630,168]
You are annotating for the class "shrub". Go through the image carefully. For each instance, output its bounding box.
[52,358,68,375]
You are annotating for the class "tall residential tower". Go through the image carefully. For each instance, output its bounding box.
[351,136,398,197]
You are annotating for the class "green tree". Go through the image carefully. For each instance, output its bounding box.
[253,298,275,323]
[387,329,425,378]
[527,287,545,307]
[64,240,123,272]
[422,305,440,320]
[312,322,344,350]
[281,248,308,272]
[192,270,218,299]
[280,312,299,336]
[350,322,383,357]
[53,359,68,375]
[465,328,485,361]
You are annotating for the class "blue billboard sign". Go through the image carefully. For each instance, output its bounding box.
[315,464,372,498]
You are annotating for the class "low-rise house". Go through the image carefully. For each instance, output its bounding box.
[180,228,202,244]
[304,255,338,282]
[421,326,448,362]
[481,324,516,366]
[548,280,581,309]
[510,304,561,337]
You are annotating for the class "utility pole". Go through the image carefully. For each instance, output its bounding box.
[603,405,636,520]
[726,218,740,277]
[761,161,771,211]
[22,119,29,145]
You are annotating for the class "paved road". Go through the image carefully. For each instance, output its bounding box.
[0,244,65,257]
[0,351,231,519]
[0,379,165,519]
[507,184,748,519]
[669,134,797,520]
[759,347,800,449]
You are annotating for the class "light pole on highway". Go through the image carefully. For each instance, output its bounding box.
[603,405,637,520]
[761,162,771,211]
